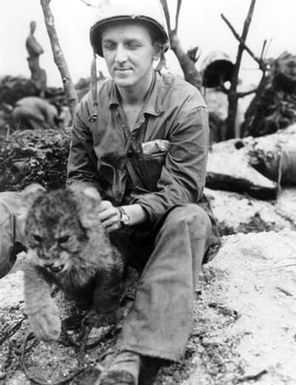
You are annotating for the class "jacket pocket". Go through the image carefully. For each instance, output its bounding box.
[132,152,166,191]
[141,139,170,156]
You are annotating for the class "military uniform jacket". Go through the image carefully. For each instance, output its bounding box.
[67,71,210,225]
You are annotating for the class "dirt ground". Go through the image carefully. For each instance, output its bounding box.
[1,189,296,385]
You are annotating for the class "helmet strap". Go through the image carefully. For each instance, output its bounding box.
[90,52,98,123]
[155,48,166,73]
[89,52,110,154]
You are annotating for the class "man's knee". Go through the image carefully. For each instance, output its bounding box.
[165,204,211,234]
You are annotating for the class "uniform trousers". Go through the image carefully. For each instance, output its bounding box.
[110,203,212,361]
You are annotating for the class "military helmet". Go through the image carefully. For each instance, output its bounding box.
[201,51,234,88]
[90,0,169,57]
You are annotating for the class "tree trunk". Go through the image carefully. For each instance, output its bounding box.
[40,0,78,118]
[169,32,202,91]
[225,0,257,139]
[225,91,239,139]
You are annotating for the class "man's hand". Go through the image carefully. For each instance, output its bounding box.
[98,200,121,232]
[98,201,148,232]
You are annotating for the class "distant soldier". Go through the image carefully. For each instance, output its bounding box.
[26,21,47,95]
[12,96,62,130]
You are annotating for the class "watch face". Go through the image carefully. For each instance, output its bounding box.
[119,207,130,226]
[122,213,130,226]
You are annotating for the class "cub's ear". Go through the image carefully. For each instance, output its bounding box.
[69,185,102,229]
[82,186,102,201]
[20,183,46,211]
[18,184,46,239]
[68,183,101,201]
[68,184,102,203]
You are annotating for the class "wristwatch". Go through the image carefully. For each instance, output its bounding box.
[118,207,130,228]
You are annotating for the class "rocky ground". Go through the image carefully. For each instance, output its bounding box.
[1,188,296,385]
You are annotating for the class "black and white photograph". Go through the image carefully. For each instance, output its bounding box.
[0,1,296,384]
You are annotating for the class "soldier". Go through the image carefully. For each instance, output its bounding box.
[69,0,219,383]
[26,21,47,95]
[11,96,62,130]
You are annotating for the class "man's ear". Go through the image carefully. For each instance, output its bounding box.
[153,42,162,61]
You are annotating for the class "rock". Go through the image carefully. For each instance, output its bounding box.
[248,124,296,185]
[205,187,296,235]
[180,231,296,385]
[0,270,24,308]
[277,187,296,224]
[206,137,278,200]
[207,127,296,200]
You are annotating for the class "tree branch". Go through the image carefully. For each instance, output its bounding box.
[237,88,258,97]
[80,0,95,7]
[174,0,183,33]
[221,12,265,71]
[260,39,267,61]
[159,0,171,32]
[40,0,78,118]
[223,0,257,139]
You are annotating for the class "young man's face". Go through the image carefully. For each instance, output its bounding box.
[101,22,159,89]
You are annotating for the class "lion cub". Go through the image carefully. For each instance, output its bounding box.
[23,185,125,341]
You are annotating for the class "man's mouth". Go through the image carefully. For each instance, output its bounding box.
[115,68,131,72]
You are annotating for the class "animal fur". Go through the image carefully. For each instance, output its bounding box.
[23,185,125,341]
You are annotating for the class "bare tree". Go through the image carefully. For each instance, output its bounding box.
[160,0,202,90]
[40,0,78,118]
[220,0,268,139]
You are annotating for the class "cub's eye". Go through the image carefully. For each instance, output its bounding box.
[58,235,70,244]
[32,234,42,243]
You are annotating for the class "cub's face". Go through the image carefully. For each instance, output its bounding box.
[25,190,88,275]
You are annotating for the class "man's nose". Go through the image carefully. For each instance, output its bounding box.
[115,45,128,63]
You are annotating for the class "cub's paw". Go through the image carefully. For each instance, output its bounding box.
[28,307,61,341]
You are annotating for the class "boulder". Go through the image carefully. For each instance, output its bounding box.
[205,187,296,235]
[207,137,278,200]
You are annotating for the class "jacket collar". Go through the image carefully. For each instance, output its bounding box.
[108,71,164,117]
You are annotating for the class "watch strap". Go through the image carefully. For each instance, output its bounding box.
[118,206,130,227]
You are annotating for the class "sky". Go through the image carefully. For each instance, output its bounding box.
[0,0,295,89]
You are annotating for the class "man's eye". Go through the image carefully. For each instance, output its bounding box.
[103,42,116,50]
[126,42,141,49]
[58,235,70,244]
